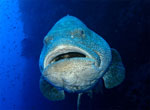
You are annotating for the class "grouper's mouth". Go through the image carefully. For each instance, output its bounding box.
[42,45,101,92]
[50,52,86,63]
[43,45,96,69]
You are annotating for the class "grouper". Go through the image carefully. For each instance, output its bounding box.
[39,15,125,110]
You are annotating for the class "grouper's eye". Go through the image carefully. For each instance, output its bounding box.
[43,37,53,45]
[43,38,48,45]
[71,29,85,38]
[80,30,84,35]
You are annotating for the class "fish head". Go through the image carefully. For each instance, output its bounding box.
[39,16,111,93]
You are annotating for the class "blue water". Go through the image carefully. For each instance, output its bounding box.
[0,0,150,110]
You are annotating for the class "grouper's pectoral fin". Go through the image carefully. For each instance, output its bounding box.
[40,76,65,101]
[103,48,125,88]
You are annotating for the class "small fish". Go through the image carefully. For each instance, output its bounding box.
[39,15,125,110]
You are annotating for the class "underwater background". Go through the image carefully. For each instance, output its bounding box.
[0,0,150,110]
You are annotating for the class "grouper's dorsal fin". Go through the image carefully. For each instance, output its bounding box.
[103,48,125,88]
[40,76,65,101]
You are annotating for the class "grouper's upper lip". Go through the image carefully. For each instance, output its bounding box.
[43,45,96,69]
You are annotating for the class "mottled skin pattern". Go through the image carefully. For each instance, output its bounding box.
[39,15,112,93]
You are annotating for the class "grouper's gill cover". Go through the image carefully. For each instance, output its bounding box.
[39,16,125,106]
